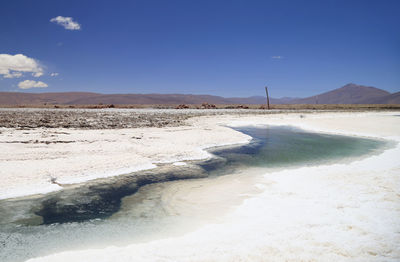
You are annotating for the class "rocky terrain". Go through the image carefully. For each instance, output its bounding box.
[0,109,189,129]
[0,108,281,129]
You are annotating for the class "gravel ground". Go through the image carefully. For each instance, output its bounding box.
[0,108,290,129]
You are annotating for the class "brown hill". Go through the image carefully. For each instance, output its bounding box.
[0,83,398,105]
[68,94,233,105]
[0,92,267,105]
[288,83,391,104]
[359,92,400,104]
[0,92,101,105]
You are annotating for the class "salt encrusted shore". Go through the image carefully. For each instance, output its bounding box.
[21,110,400,262]
[0,109,398,200]
[1,108,259,199]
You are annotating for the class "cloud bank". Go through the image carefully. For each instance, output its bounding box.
[50,16,81,30]
[18,80,48,89]
[0,54,44,78]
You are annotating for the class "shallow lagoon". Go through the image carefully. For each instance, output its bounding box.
[0,126,391,262]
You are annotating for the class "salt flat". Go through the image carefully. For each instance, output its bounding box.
[0,108,295,199]
[0,110,397,199]
[1,110,399,261]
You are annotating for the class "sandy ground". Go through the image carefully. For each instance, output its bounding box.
[1,110,400,261]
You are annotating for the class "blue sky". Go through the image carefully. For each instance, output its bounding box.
[0,0,399,97]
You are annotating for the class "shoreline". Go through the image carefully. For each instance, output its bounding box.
[22,111,400,262]
[0,110,399,201]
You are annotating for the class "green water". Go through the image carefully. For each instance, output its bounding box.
[202,126,387,172]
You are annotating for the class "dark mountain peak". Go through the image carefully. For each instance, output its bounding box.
[288,83,392,104]
[341,83,360,88]
[339,83,384,93]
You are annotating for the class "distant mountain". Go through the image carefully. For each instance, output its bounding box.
[273,97,299,104]
[0,92,101,105]
[0,92,270,105]
[0,83,398,105]
[60,93,275,105]
[359,91,400,104]
[288,83,393,104]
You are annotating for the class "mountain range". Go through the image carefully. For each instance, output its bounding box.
[0,83,398,105]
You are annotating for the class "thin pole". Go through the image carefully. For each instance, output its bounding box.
[265,86,270,109]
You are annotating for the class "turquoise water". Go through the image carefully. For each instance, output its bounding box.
[201,126,386,173]
[0,126,391,262]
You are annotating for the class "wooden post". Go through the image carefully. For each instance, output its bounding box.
[265,86,270,109]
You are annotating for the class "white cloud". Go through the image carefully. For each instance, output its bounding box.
[50,16,81,30]
[271,56,283,60]
[18,80,48,89]
[0,54,44,78]
[50,72,59,77]
[4,72,23,78]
